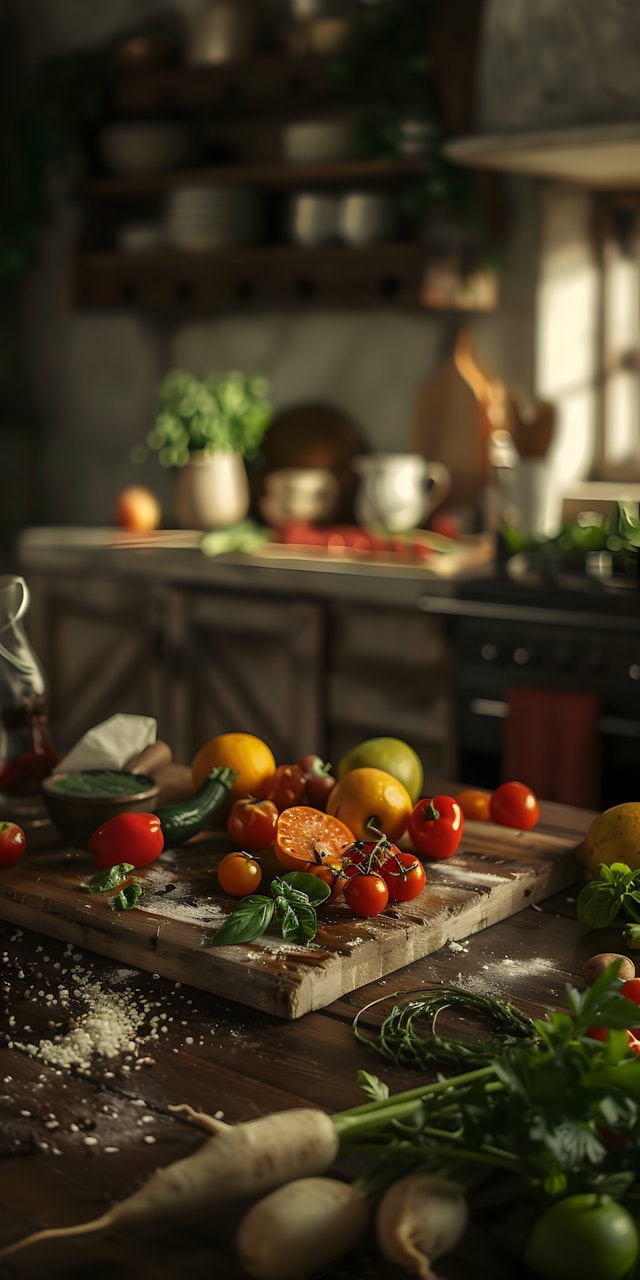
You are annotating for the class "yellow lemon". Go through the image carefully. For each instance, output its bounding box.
[578,802,640,875]
[326,765,413,843]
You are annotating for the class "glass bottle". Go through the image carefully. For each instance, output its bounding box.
[0,575,58,829]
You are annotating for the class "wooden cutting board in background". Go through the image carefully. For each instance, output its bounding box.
[409,354,487,518]
[0,818,585,1019]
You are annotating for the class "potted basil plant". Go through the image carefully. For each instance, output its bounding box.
[143,369,272,529]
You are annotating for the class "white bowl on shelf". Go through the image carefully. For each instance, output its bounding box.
[281,119,357,164]
[99,122,193,175]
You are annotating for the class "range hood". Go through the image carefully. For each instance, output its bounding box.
[445,121,640,189]
[445,0,640,189]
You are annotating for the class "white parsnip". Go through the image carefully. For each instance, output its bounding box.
[0,1107,340,1260]
[236,1176,370,1279]
[375,1173,468,1280]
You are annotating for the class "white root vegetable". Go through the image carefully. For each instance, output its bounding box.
[583,952,635,984]
[236,1176,370,1280]
[375,1173,468,1280]
[0,1107,339,1261]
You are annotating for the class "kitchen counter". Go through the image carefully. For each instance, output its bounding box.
[15,527,640,812]
[0,795,604,1280]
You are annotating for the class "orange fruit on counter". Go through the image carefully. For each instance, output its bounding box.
[114,485,162,533]
[455,788,492,822]
[326,766,413,843]
[191,733,276,811]
[274,805,355,873]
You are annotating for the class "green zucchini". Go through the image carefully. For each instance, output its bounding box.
[156,766,238,848]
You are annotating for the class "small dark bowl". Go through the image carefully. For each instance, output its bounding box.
[41,770,161,850]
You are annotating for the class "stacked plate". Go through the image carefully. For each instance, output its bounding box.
[164,185,263,250]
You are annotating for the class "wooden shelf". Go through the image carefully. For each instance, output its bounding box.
[84,158,430,198]
[445,121,640,190]
[73,245,497,313]
[110,53,335,118]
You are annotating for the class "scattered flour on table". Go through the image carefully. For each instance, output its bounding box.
[28,981,145,1072]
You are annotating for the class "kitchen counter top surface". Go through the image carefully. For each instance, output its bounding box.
[17,526,640,620]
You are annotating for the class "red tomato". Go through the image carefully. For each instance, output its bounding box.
[263,763,307,812]
[226,797,278,850]
[620,978,640,1036]
[490,781,540,831]
[0,820,26,867]
[379,850,426,902]
[88,812,164,868]
[341,837,392,879]
[407,796,464,860]
[343,871,389,917]
[217,851,262,897]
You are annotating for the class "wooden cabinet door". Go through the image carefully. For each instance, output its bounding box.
[24,571,169,754]
[162,587,324,765]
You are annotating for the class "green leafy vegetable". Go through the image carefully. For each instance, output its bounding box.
[48,770,152,797]
[342,964,640,1201]
[80,863,136,893]
[577,862,640,929]
[210,871,330,947]
[113,884,143,911]
[354,986,538,1069]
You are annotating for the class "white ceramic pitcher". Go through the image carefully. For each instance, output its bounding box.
[353,453,450,533]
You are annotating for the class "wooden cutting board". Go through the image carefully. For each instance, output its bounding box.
[0,820,584,1019]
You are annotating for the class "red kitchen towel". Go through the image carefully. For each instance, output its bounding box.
[502,685,602,808]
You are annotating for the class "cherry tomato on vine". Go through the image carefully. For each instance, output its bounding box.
[0,820,26,867]
[490,781,540,831]
[263,763,307,812]
[341,836,392,880]
[343,871,389,917]
[88,812,164,869]
[217,851,262,897]
[379,850,427,902]
[226,797,278,850]
[407,796,464,860]
[307,861,347,903]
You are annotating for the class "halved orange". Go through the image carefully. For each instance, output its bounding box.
[274,805,355,873]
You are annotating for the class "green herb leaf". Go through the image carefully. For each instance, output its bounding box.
[210,895,275,946]
[277,871,331,907]
[113,884,143,911]
[624,922,640,948]
[80,863,136,894]
[576,862,640,929]
[356,1070,390,1103]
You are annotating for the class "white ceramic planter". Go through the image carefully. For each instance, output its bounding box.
[174,450,250,530]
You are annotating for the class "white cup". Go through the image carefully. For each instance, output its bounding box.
[337,191,396,247]
[287,192,340,247]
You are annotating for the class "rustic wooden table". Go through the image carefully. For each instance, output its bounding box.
[0,798,616,1280]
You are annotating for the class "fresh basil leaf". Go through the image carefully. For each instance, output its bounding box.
[624,922,640,948]
[280,871,331,906]
[210,895,275,947]
[80,863,136,894]
[113,884,143,911]
[624,891,640,923]
[576,881,623,929]
[280,899,318,944]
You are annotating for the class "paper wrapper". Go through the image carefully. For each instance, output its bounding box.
[55,715,157,773]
